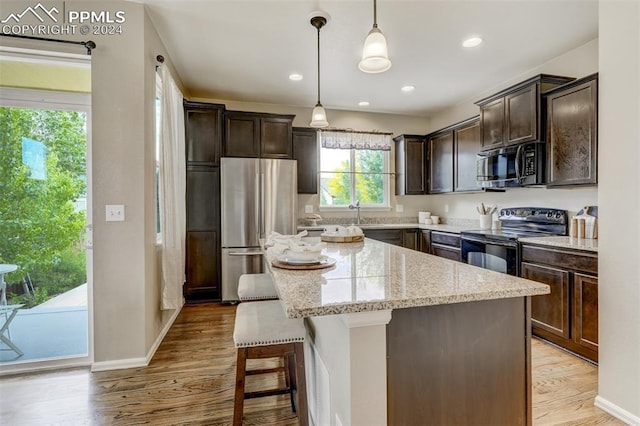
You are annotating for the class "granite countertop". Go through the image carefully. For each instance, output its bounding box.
[265,238,549,318]
[297,223,469,234]
[518,236,598,253]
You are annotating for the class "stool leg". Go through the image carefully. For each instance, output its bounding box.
[233,348,247,426]
[293,342,309,426]
[285,354,296,412]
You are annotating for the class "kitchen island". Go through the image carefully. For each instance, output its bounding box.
[265,237,549,426]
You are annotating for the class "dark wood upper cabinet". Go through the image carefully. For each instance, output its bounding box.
[224,111,294,159]
[545,74,598,187]
[454,118,482,192]
[428,131,454,193]
[506,84,537,144]
[479,98,504,150]
[261,116,294,158]
[394,134,427,195]
[184,101,224,166]
[292,127,318,194]
[475,74,574,151]
[426,116,482,194]
[224,112,260,157]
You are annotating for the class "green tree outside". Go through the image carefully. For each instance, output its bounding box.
[322,149,384,205]
[0,107,87,305]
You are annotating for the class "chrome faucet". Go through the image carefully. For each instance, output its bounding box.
[348,200,361,225]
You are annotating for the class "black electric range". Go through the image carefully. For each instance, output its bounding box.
[460,208,568,275]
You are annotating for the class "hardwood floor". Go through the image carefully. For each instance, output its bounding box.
[0,303,624,425]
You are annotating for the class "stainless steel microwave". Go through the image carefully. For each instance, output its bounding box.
[476,142,545,188]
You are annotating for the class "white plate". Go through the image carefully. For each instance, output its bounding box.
[277,254,328,265]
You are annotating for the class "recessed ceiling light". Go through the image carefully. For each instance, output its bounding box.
[462,37,483,48]
[289,73,303,81]
[358,101,370,107]
[401,85,415,93]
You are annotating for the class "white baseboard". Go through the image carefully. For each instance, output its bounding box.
[594,395,640,425]
[91,304,182,372]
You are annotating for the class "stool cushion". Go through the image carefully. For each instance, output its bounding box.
[233,300,305,348]
[238,273,278,301]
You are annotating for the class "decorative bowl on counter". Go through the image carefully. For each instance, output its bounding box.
[283,241,325,262]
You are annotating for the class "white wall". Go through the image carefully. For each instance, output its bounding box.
[2,1,180,366]
[413,38,600,222]
[200,41,600,224]
[596,1,640,422]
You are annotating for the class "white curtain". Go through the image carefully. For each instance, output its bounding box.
[159,66,186,310]
[320,130,392,151]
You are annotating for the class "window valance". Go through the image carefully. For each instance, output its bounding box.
[320,129,392,151]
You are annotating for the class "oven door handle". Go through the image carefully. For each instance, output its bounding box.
[461,235,518,248]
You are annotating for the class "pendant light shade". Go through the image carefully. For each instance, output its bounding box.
[310,103,329,128]
[310,14,329,128]
[359,0,391,73]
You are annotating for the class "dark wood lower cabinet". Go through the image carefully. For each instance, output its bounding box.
[419,230,431,253]
[573,273,599,353]
[522,262,570,338]
[185,231,220,300]
[387,297,531,425]
[364,229,417,249]
[521,244,598,362]
[429,231,461,261]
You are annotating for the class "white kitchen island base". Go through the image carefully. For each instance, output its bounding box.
[304,310,391,426]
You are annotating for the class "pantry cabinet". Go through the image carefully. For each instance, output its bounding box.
[521,243,598,362]
[184,101,225,301]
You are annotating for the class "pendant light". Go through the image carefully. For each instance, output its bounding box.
[310,15,329,128]
[359,0,391,73]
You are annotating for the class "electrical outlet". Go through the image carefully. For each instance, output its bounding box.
[444,204,449,213]
[396,204,404,212]
[106,204,125,222]
[304,205,314,214]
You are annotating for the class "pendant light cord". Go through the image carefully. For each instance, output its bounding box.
[373,0,378,28]
[316,25,321,105]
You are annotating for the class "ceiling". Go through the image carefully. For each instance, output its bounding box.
[142,0,598,117]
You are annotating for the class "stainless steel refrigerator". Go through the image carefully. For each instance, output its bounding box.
[220,157,297,302]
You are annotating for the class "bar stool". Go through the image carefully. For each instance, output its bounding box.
[233,300,308,426]
[237,273,278,301]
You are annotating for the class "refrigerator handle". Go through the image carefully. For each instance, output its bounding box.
[260,171,265,239]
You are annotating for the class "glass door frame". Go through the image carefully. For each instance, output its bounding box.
[0,82,93,374]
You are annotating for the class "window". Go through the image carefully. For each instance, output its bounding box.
[318,130,391,209]
[155,72,162,241]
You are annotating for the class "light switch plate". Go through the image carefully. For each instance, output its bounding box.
[106,204,125,222]
[304,205,314,213]
[396,204,404,212]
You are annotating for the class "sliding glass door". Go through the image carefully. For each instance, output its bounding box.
[1,78,92,370]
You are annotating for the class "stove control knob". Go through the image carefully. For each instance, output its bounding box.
[555,213,563,218]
